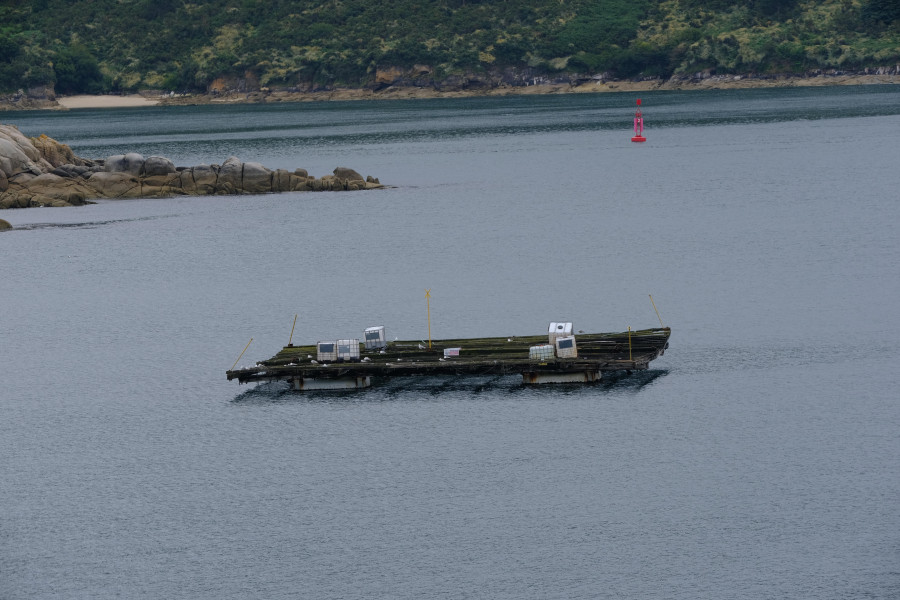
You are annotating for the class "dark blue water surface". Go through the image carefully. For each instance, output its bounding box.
[2,86,899,599]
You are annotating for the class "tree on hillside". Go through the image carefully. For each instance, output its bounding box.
[863,0,900,28]
[53,43,105,94]
[0,32,23,88]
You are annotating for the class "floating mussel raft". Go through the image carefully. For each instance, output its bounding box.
[226,323,671,390]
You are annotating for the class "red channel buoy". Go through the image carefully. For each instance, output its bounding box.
[631,98,646,142]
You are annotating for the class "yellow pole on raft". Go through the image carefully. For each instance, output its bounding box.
[231,338,253,371]
[425,288,432,349]
[288,314,298,346]
[649,294,664,328]
[628,326,632,361]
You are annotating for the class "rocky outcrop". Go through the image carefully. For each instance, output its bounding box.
[0,87,57,111]
[0,125,51,177]
[0,123,384,209]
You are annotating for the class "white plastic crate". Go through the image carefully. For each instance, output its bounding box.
[529,344,555,360]
[443,347,461,358]
[555,336,578,359]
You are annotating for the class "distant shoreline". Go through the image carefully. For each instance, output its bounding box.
[5,72,898,111]
[156,72,900,106]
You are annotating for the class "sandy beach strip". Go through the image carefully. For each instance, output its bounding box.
[57,94,160,109]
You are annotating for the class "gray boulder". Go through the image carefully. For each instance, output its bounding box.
[0,124,48,167]
[86,171,142,198]
[51,164,94,178]
[105,152,145,176]
[142,156,175,177]
[333,167,365,182]
[215,157,273,194]
[0,135,45,177]
[104,154,127,172]
[27,173,92,205]
[189,164,219,195]
[217,156,243,194]
[242,161,273,193]
[272,169,292,193]
[141,173,183,197]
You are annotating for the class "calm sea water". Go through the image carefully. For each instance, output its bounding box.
[2,86,899,599]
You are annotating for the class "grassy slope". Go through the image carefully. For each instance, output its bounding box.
[0,0,897,94]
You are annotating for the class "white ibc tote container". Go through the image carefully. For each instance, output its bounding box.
[336,339,361,362]
[316,341,338,361]
[548,322,573,345]
[555,336,578,359]
[529,344,555,360]
[364,326,387,350]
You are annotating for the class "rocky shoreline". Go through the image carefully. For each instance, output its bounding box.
[1,70,898,111]
[160,70,900,106]
[0,124,383,210]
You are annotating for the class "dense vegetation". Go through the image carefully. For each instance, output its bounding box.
[1,0,898,94]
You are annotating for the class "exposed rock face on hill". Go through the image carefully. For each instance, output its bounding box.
[0,123,383,209]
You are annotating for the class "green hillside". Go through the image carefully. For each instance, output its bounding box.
[1,0,898,94]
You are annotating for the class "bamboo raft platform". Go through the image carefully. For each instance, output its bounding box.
[226,326,671,390]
